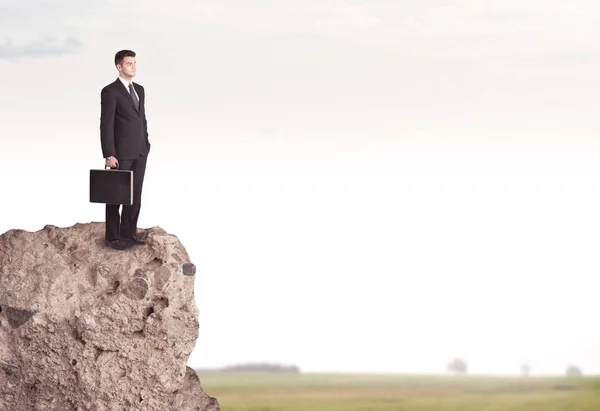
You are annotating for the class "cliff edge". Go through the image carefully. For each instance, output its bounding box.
[0,222,219,411]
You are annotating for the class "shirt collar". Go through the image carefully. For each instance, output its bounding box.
[118,76,133,89]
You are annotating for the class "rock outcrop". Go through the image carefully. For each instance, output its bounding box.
[0,222,219,411]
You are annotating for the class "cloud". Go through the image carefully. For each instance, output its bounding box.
[0,0,107,51]
[0,36,83,61]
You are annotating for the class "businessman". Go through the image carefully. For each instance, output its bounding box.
[100,49,151,250]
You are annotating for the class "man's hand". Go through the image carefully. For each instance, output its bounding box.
[105,156,119,169]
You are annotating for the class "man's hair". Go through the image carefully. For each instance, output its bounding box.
[115,50,136,67]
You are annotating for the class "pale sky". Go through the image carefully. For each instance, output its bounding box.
[2,0,600,375]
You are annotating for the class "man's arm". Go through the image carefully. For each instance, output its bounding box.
[100,87,117,158]
[144,113,150,151]
[141,87,150,152]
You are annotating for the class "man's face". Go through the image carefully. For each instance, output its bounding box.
[118,56,136,78]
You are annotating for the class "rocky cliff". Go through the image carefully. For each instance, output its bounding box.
[0,222,219,411]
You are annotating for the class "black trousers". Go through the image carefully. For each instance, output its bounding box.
[105,154,148,240]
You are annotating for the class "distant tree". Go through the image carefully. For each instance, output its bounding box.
[521,363,531,377]
[447,357,468,374]
[566,365,582,377]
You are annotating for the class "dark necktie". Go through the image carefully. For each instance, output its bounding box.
[129,83,139,109]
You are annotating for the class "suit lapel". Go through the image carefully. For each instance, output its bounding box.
[114,79,140,114]
[135,83,143,113]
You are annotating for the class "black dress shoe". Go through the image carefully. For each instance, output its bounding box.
[105,239,130,250]
[124,236,147,245]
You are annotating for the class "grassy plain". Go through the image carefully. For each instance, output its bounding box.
[197,371,600,411]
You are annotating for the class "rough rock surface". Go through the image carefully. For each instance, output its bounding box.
[0,222,219,411]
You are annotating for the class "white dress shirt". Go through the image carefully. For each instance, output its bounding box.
[118,76,139,102]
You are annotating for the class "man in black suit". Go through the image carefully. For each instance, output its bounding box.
[100,49,151,250]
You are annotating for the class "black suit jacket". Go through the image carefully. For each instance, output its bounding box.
[100,78,151,160]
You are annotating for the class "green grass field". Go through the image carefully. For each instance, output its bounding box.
[197,371,600,411]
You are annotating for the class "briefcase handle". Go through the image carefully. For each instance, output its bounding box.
[105,164,119,170]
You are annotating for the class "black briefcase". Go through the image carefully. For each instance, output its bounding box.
[89,166,133,205]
